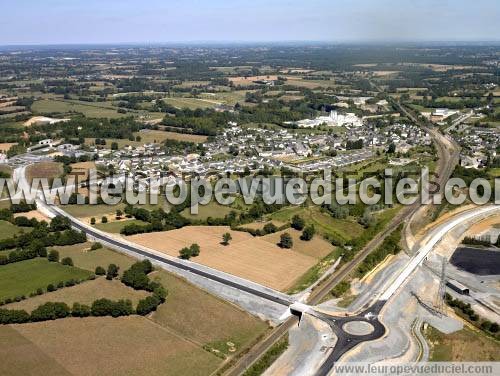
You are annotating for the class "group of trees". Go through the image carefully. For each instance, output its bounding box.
[0,298,134,324]
[120,260,167,315]
[445,293,499,337]
[0,210,86,266]
[120,205,189,236]
[462,235,495,247]
[179,244,201,260]
[0,258,168,324]
[291,215,316,241]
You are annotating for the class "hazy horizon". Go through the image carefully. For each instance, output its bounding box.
[1,0,499,45]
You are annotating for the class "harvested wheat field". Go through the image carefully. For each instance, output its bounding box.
[128,226,320,291]
[25,161,63,183]
[0,142,17,153]
[0,325,70,376]
[14,210,50,222]
[10,316,220,376]
[68,161,96,180]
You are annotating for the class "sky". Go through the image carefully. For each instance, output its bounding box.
[1,0,499,45]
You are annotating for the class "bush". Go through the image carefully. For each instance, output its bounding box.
[291,215,305,231]
[61,257,73,266]
[278,233,293,249]
[57,281,64,289]
[50,216,71,231]
[190,243,200,257]
[263,222,278,234]
[31,302,70,321]
[95,266,106,275]
[179,247,192,260]
[300,225,315,241]
[101,216,108,224]
[91,298,133,317]
[222,232,232,245]
[178,244,200,259]
[136,296,161,315]
[48,250,59,262]
[71,302,91,317]
[121,260,154,290]
[0,308,30,324]
[90,242,103,251]
[90,217,96,225]
[106,264,119,280]
[47,284,56,292]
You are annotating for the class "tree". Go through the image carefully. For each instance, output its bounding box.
[222,232,232,246]
[50,215,71,231]
[31,302,70,321]
[61,257,74,266]
[291,215,305,231]
[301,225,315,241]
[111,142,119,150]
[121,261,152,290]
[48,250,59,262]
[71,302,91,317]
[190,243,200,257]
[90,217,96,225]
[279,233,293,249]
[263,222,277,234]
[136,296,161,315]
[116,209,123,218]
[101,216,108,224]
[387,143,396,154]
[179,247,192,259]
[95,266,106,275]
[490,322,499,333]
[91,298,132,317]
[106,264,119,280]
[90,242,103,250]
[30,240,47,257]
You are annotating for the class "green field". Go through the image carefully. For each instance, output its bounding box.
[55,243,136,275]
[85,130,207,149]
[199,90,250,106]
[269,206,365,241]
[425,325,500,361]
[0,220,29,240]
[181,201,240,221]
[32,99,127,118]
[0,258,92,301]
[95,219,149,233]
[62,203,125,218]
[163,97,219,110]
